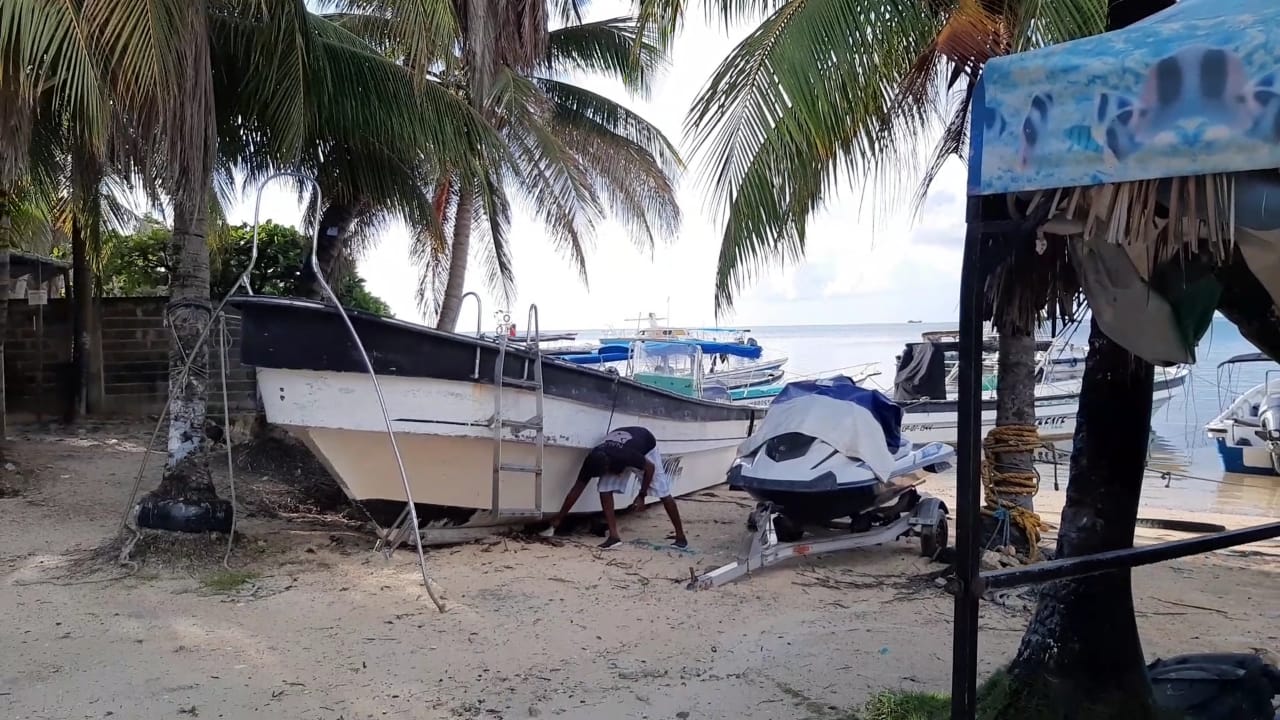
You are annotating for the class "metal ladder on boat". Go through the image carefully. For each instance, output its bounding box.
[489,304,545,518]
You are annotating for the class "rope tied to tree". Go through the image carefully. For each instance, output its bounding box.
[980,424,1044,559]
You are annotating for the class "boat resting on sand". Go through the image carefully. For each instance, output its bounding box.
[230,296,762,544]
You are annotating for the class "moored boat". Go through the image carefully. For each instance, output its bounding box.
[893,336,1190,446]
[1205,353,1280,476]
[230,296,762,543]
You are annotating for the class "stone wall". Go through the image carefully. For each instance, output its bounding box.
[4,297,259,419]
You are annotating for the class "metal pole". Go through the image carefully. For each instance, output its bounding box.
[950,198,986,720]
[979,520,1280,592]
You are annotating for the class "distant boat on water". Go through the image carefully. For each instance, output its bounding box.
[907,320,923,324]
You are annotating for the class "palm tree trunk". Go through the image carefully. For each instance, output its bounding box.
[71,214,92,418]
[985,320,1156,719]
[151,197,216,501]
[986,322,1036,548]
[1216,248,1280,360]
[435,190,474,332]
[148,0,218,505]
[303,201,359,301]
[0,220,9,444]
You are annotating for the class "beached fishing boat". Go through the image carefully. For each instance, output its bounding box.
[230,296,762,542]
[1205,353,1280,476]
[893,336,1190,445]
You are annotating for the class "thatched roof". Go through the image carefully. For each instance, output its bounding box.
[967,0,1280,361]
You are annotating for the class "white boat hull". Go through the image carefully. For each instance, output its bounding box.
[257,368,750,525]
[900,368,1187,446]
[1205,378,1280,476]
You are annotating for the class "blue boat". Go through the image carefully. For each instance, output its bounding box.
[1205,353,1280,476]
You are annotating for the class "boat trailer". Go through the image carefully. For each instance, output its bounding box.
[686,493,949,590]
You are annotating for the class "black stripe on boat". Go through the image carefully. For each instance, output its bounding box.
[230,296,760,425]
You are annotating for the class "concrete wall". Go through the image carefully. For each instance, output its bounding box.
[4,297,259,419]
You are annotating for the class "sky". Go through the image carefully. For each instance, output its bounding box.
[224,2,969,332]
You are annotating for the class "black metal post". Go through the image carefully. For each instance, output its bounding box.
[950,198,986,720]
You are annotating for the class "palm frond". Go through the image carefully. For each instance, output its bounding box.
[535,77,681,177]
[536,78,680,254]
[493,70,598,283]
[687,0,1107,313]
[549,0,588,26]
[470,170,516,307]
[410,176,456,321]
[1,0,108,181]
[326,0,458,76]
[545,16,665,96]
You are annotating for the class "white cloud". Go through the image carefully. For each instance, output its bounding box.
[225,2,969,331]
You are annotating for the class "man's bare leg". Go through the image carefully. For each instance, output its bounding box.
[660,496,687,545]
[541,480,589,536]
[599,492,622,545]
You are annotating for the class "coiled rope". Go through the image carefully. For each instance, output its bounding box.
[981,424,1045,559]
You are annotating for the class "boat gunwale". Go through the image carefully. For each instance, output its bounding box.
[229,295,762,417]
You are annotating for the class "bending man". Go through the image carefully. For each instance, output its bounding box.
[541,426,687,550]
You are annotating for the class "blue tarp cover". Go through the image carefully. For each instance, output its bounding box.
[558,344,632,365]
[969,0,1280,195]
[772,376,904,451]
[635,339,764,359]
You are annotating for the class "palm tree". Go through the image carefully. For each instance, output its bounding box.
[0,0,107,441]
[360,2,683,332]
[3,1,497,511]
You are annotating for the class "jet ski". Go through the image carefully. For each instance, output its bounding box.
[727,376,955,541]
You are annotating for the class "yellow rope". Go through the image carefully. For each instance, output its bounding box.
[980,424,1045,559]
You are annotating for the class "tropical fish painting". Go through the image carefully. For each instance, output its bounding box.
[970,2,1280,196]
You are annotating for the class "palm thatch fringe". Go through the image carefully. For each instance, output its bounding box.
[986,173,1240,331]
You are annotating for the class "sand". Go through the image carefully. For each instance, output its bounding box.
[1,422,1277,720]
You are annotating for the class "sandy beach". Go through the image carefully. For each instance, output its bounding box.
[1,422,1277,720]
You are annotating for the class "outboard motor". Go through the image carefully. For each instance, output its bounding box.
[1257,392,1280,474]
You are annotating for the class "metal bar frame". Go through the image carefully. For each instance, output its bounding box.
[687,496,947,590]
[948,198,1280,720]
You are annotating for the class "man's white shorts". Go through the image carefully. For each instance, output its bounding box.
[596,447,671,497]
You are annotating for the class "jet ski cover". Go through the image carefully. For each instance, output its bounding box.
[737,376,904,482]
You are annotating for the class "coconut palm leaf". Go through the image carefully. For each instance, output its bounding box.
[535,78,680,254]
[325,0,458,77]
[545,16,665,96]
[491,68,600,282]
[684,0,1106,314]
[468,169,516,308]
[0,0,108,185]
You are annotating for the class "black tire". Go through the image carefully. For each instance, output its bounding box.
[136,497,234,534]
[920,515,948,560]
[774,514,804,543]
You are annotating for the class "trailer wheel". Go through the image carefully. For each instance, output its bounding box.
[919,515,948,560]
